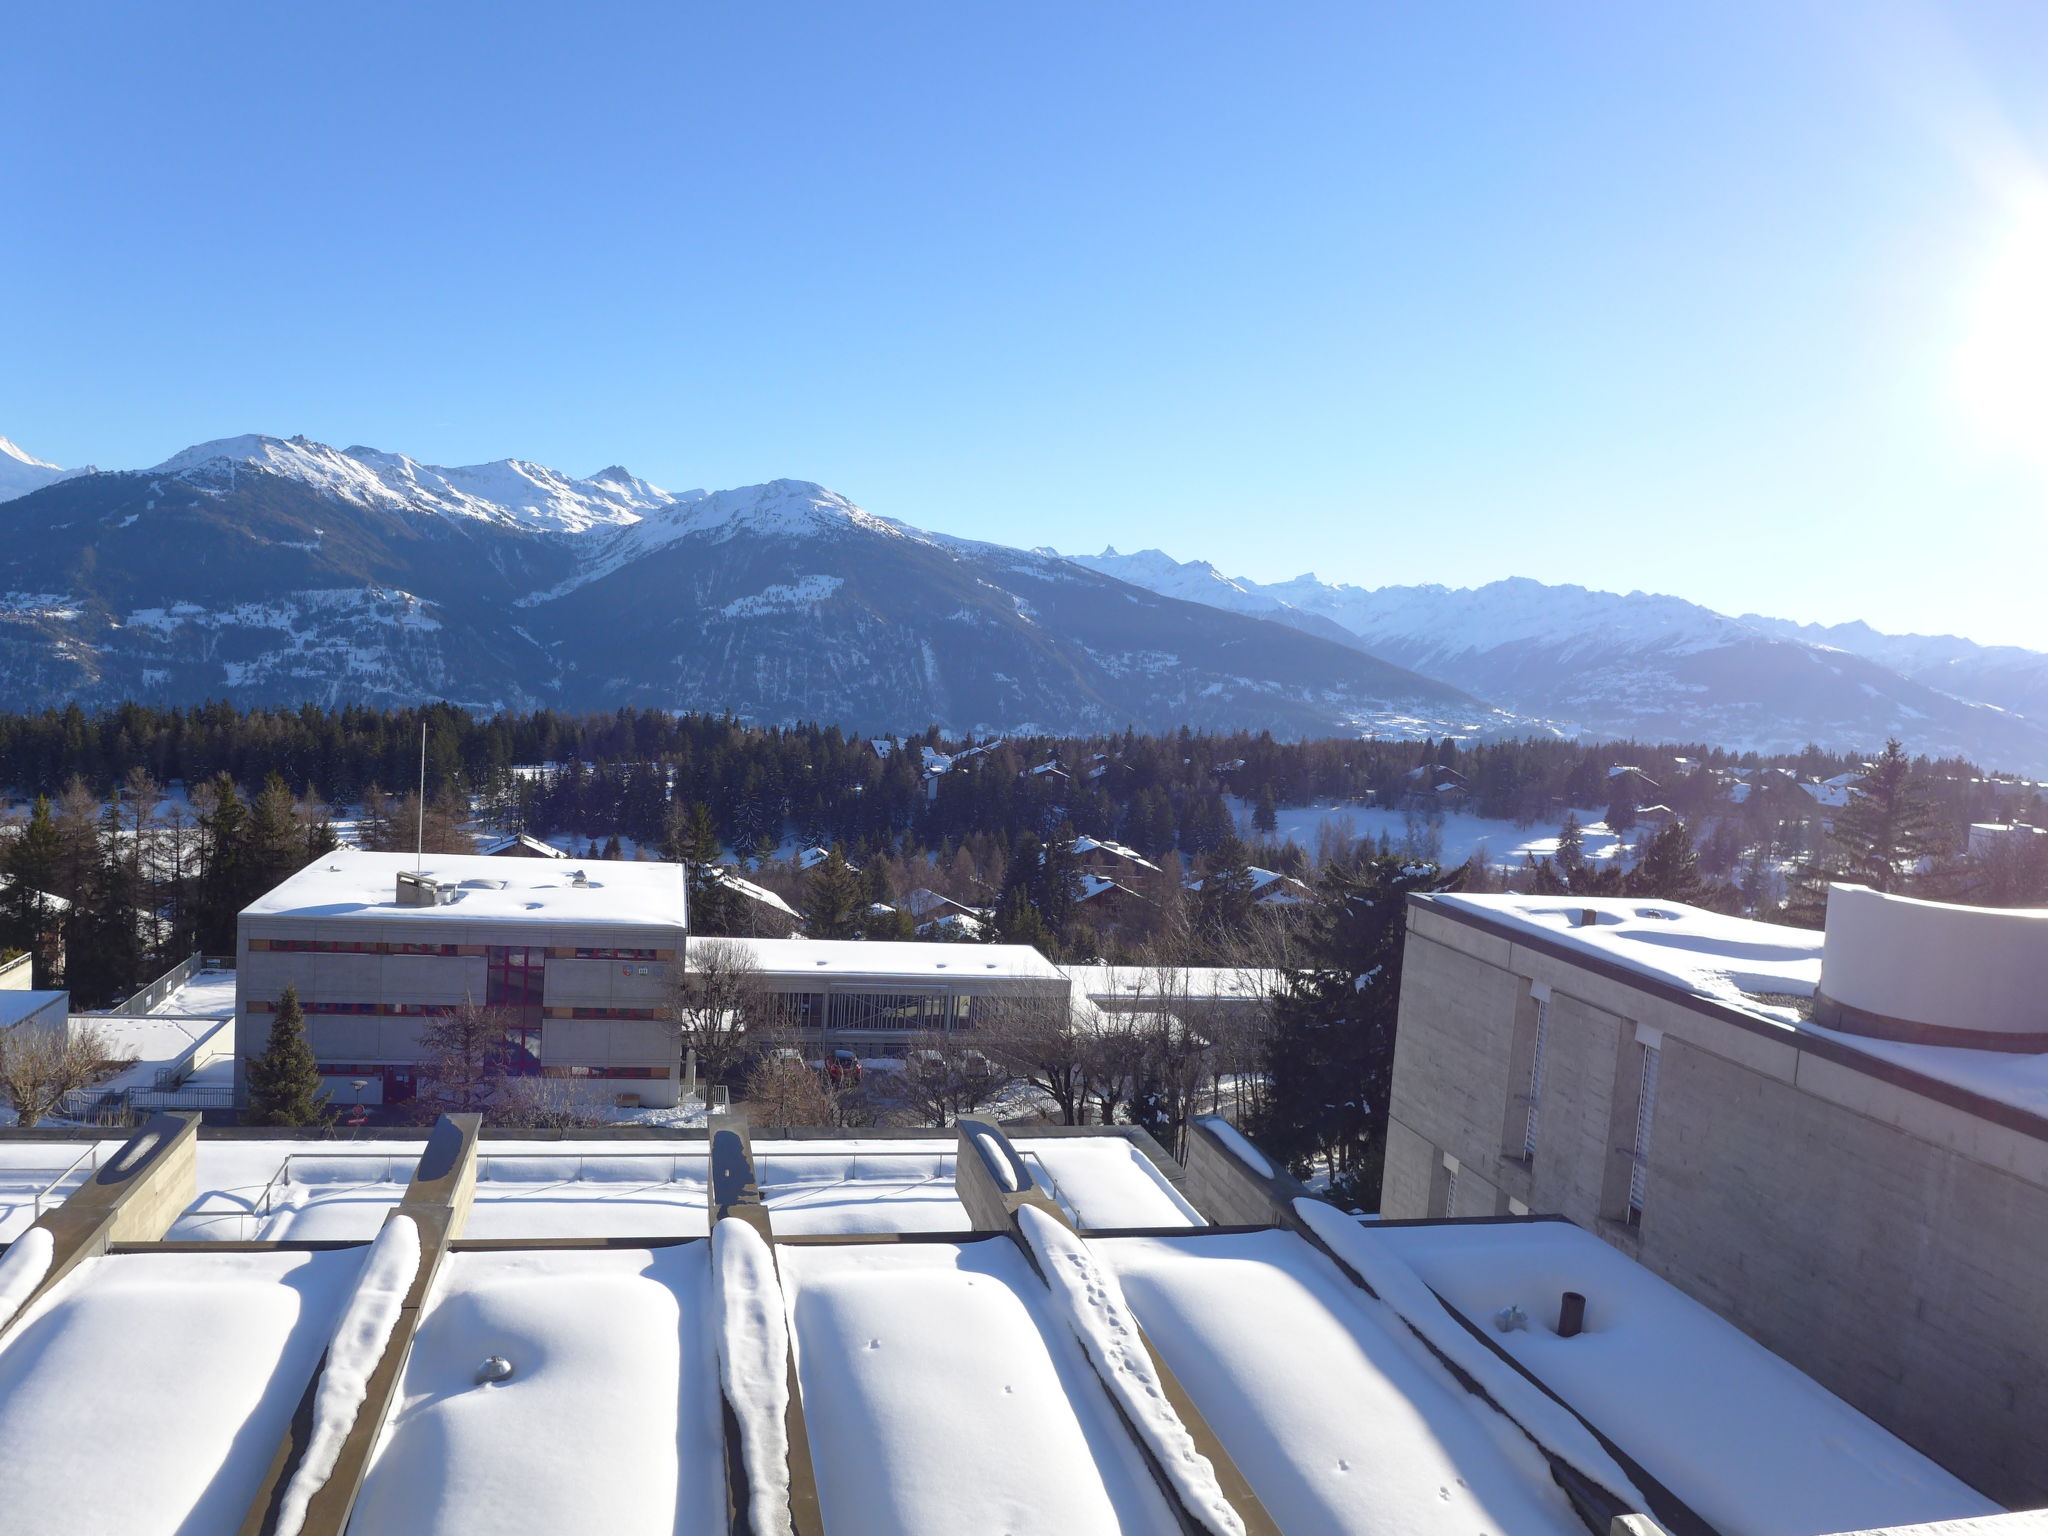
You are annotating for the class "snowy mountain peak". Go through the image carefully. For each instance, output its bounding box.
[148,433,676,535]
[0,436,91,503]
[1,436,63,471]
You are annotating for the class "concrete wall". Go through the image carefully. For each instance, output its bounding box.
[1384,898,2048,1508]
[1820,883,2048,1041]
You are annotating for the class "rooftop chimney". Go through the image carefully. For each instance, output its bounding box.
[396,870,443,907]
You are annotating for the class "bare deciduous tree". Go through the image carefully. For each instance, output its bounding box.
[0,1021,120,1128]
[742,1044,838,1128]
[899,1030,1013,1128]
[979,990,1094,1125]
[666,938,766,1093]
[415,1000,515,1116]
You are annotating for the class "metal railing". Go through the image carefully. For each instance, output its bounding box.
[104,953,231,1017]
[27,1143,103,1217]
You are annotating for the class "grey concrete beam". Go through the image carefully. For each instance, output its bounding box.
[1180,1114,1311,1227]
[239,1113,481,1536]
[967,1117,1279,1536]
[706,1113,824,1536]
[0,1111,200,1339]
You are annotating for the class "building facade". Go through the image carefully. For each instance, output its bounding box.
[1381,890,2048,1507]
[236,851,689,1107]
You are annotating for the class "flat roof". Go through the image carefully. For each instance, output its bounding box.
[241,848,686,930]
[702,934,1068,984]
[1061,964,1283,1002]
[0,992,67,1030]
[1421,894,2048,1130]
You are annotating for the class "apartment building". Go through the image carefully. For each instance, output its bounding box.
[235,850,689,1107]
[1382,885,2048,1507]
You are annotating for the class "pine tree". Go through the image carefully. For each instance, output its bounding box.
[1252,785,1279,837]
[1197,834,1258,935]
[0,796,62,982]
[801,847,864,939]
[1828,739,1946,893]
[1628,821,1706,903]
[1254,853,1443,1210]
[1555,811,1584,870]
[244,984,331,1126]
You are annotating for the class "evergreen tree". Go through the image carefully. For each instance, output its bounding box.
[0,796,62,981]
[1254,853,1444,1210]
[1033,828,1079,934]
[1555,811,1584,870]
[1252,784,1279,837]
[244,984,331,1126]
[801,847,864,939]
[1604,790,1638,835]
[1628,821,1706,903]
[1196,835,1258,935]
[1828,739,1946,892]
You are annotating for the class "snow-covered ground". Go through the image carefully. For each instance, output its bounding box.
[1231,796,1631,870]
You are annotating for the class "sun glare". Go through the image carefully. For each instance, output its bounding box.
[1954,195,2048,474]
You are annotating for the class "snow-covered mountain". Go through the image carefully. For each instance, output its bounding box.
[0,437,90,502]
[1070,549,2048,773]
[151,434,687,534]
[1739,614,2048,724]
[0,436,1507,740]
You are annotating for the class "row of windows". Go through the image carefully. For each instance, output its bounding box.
[313,1061,672,1081]
[251,1000,462,1016]
[757,991,1001,1031]
[250,939,675,961]
[254,939,464,956]
[255,999,668,1020]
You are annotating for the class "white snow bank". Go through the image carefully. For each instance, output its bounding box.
[0,1225,53,1328]
[274,1214,422,1536]
[1293,1199,1652,1511]
[714,1219,793,1536]
[352,1244,725,1535]
[1017,1207,1244,1536]
[1097,1228,1588,1536]
[0,1248,360,1535]
[1374,1221,2000,1536]
[779,1239,1178,1536]
[1202,1119,1274,1179]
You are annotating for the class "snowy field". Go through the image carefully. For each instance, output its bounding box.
[1232,796,1632,870]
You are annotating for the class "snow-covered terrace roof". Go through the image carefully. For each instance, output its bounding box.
[701,934,1069,984]
[1425,893,2048,1125]
[0,1119,1991,1536]
[1061,964,1283,1003]
[242,848,686,930]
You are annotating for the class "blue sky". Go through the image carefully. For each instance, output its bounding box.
[6,2,2048,645]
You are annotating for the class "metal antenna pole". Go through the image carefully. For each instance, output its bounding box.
[416,720,427,872]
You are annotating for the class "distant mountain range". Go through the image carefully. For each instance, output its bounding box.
[0,435,1500,741]
[1064,549,2048,772]
[3,431,2044,771]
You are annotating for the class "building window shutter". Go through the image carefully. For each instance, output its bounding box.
[1522,993,1550,1159]
[1628,1042,1660,1222]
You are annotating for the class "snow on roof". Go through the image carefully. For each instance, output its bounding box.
[241,849,686,931]
[149,967,237,1019]
[1074,872,1147,904]
[1371,1220,1997,1536]
[795,846,857,871]
[0,991,67,1031]
[917,912,986,939]
[73,1016,230,1095]
[701,935,1069,984]
[1069,835,1161,871]
[1061,964,1283,1003]
[1429,894,2048,1124]
[704,865,799,918]
[473,832,568,859]
[1801,782,1853,808]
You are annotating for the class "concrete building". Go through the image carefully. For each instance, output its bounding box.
[1382,886,2048,1507]
[235,850,689,1108]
